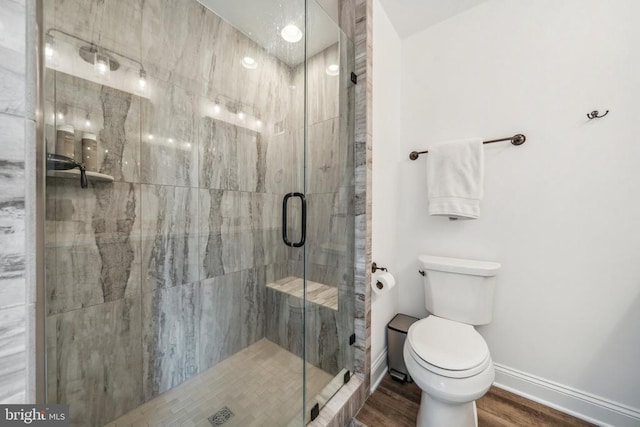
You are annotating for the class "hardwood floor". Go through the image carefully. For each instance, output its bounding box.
[355,375,595,427]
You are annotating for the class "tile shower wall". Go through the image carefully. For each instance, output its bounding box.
[43,0,298,425]
[0,0,29,404]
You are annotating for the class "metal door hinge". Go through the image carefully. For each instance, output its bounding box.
[349,333,356,345]
[351,72,358,84]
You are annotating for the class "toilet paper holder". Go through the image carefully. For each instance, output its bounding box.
[372,263,396,293]
[371,262,388,273]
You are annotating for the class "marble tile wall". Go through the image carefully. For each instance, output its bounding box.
[351,0,372,389]
[47,298,143,426]
[0,0,29,405]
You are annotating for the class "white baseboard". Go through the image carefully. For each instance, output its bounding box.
[371,349,388,393]
[494,363,640,427]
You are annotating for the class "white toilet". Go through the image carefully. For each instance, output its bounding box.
[403,255,500,427]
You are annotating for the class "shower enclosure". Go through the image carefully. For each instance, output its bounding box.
[40,0,355,425]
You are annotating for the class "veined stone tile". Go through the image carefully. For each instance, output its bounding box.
[45,180,141,315]
[0,47,25,117]
[0,113,25,164]
[141,0,212,94]
[239,269,265,348]
[0,115,25,311]
[198,12,291,125]
[0,0,26,54]
[141,0,292,126]
[251,193,287,267]
[142,281,199,400]
[307,118,341,194]
[141,184,199,294]
[290,191,352,271]
[100,85,141,182]
[264,130,298,194]
[47,297,143,426]
[339,34,356,188]
[199,118,259,192]
[199,190,253,278]
[198,270,264,372]
[287,66,305,134]
[265,287,304,361]
[0,0,26,117]
[307,43,340,125]
[0,305,26,403]
[140,83,198,187]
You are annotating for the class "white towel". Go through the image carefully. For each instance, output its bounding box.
[427,137,484,220]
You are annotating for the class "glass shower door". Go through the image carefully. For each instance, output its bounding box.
[299,1,356,422]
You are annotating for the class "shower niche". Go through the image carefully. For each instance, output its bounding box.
[41,0,355,426]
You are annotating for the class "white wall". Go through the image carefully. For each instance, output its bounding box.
[375,0,640,424]
[370,0,401,391]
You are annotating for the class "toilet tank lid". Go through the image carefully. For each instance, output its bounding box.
[418,255,500,277]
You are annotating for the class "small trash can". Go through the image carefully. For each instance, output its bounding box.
[387,313,420,382]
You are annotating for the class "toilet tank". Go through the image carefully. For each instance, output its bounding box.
[418,255,501,325]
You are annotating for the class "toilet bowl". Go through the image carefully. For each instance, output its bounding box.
[404,315,495,427]
[405,255,501,427]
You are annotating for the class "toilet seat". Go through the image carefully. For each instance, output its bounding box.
[407,316,490,379]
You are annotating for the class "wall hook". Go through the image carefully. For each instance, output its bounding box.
[587,110,609,119]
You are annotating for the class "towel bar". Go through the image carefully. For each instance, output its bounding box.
[409,134,526,160]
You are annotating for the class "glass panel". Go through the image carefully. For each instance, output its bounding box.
[303,0,356,422]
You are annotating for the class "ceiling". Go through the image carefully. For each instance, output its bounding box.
[378,0,489,38]
[199,0,340,67]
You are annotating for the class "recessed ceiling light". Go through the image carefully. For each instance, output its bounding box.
[242,56,257,69]
[326,64,339,76]
[281,24,303,43]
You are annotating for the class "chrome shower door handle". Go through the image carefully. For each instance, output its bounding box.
[282,192,306,247]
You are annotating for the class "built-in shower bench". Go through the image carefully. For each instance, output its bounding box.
[266,277,338,311]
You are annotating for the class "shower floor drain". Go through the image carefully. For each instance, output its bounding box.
[208,406,234,426]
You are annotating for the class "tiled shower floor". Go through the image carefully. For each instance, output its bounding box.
[106,339,334,427]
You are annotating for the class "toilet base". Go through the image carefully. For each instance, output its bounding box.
[416,392,478,427]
